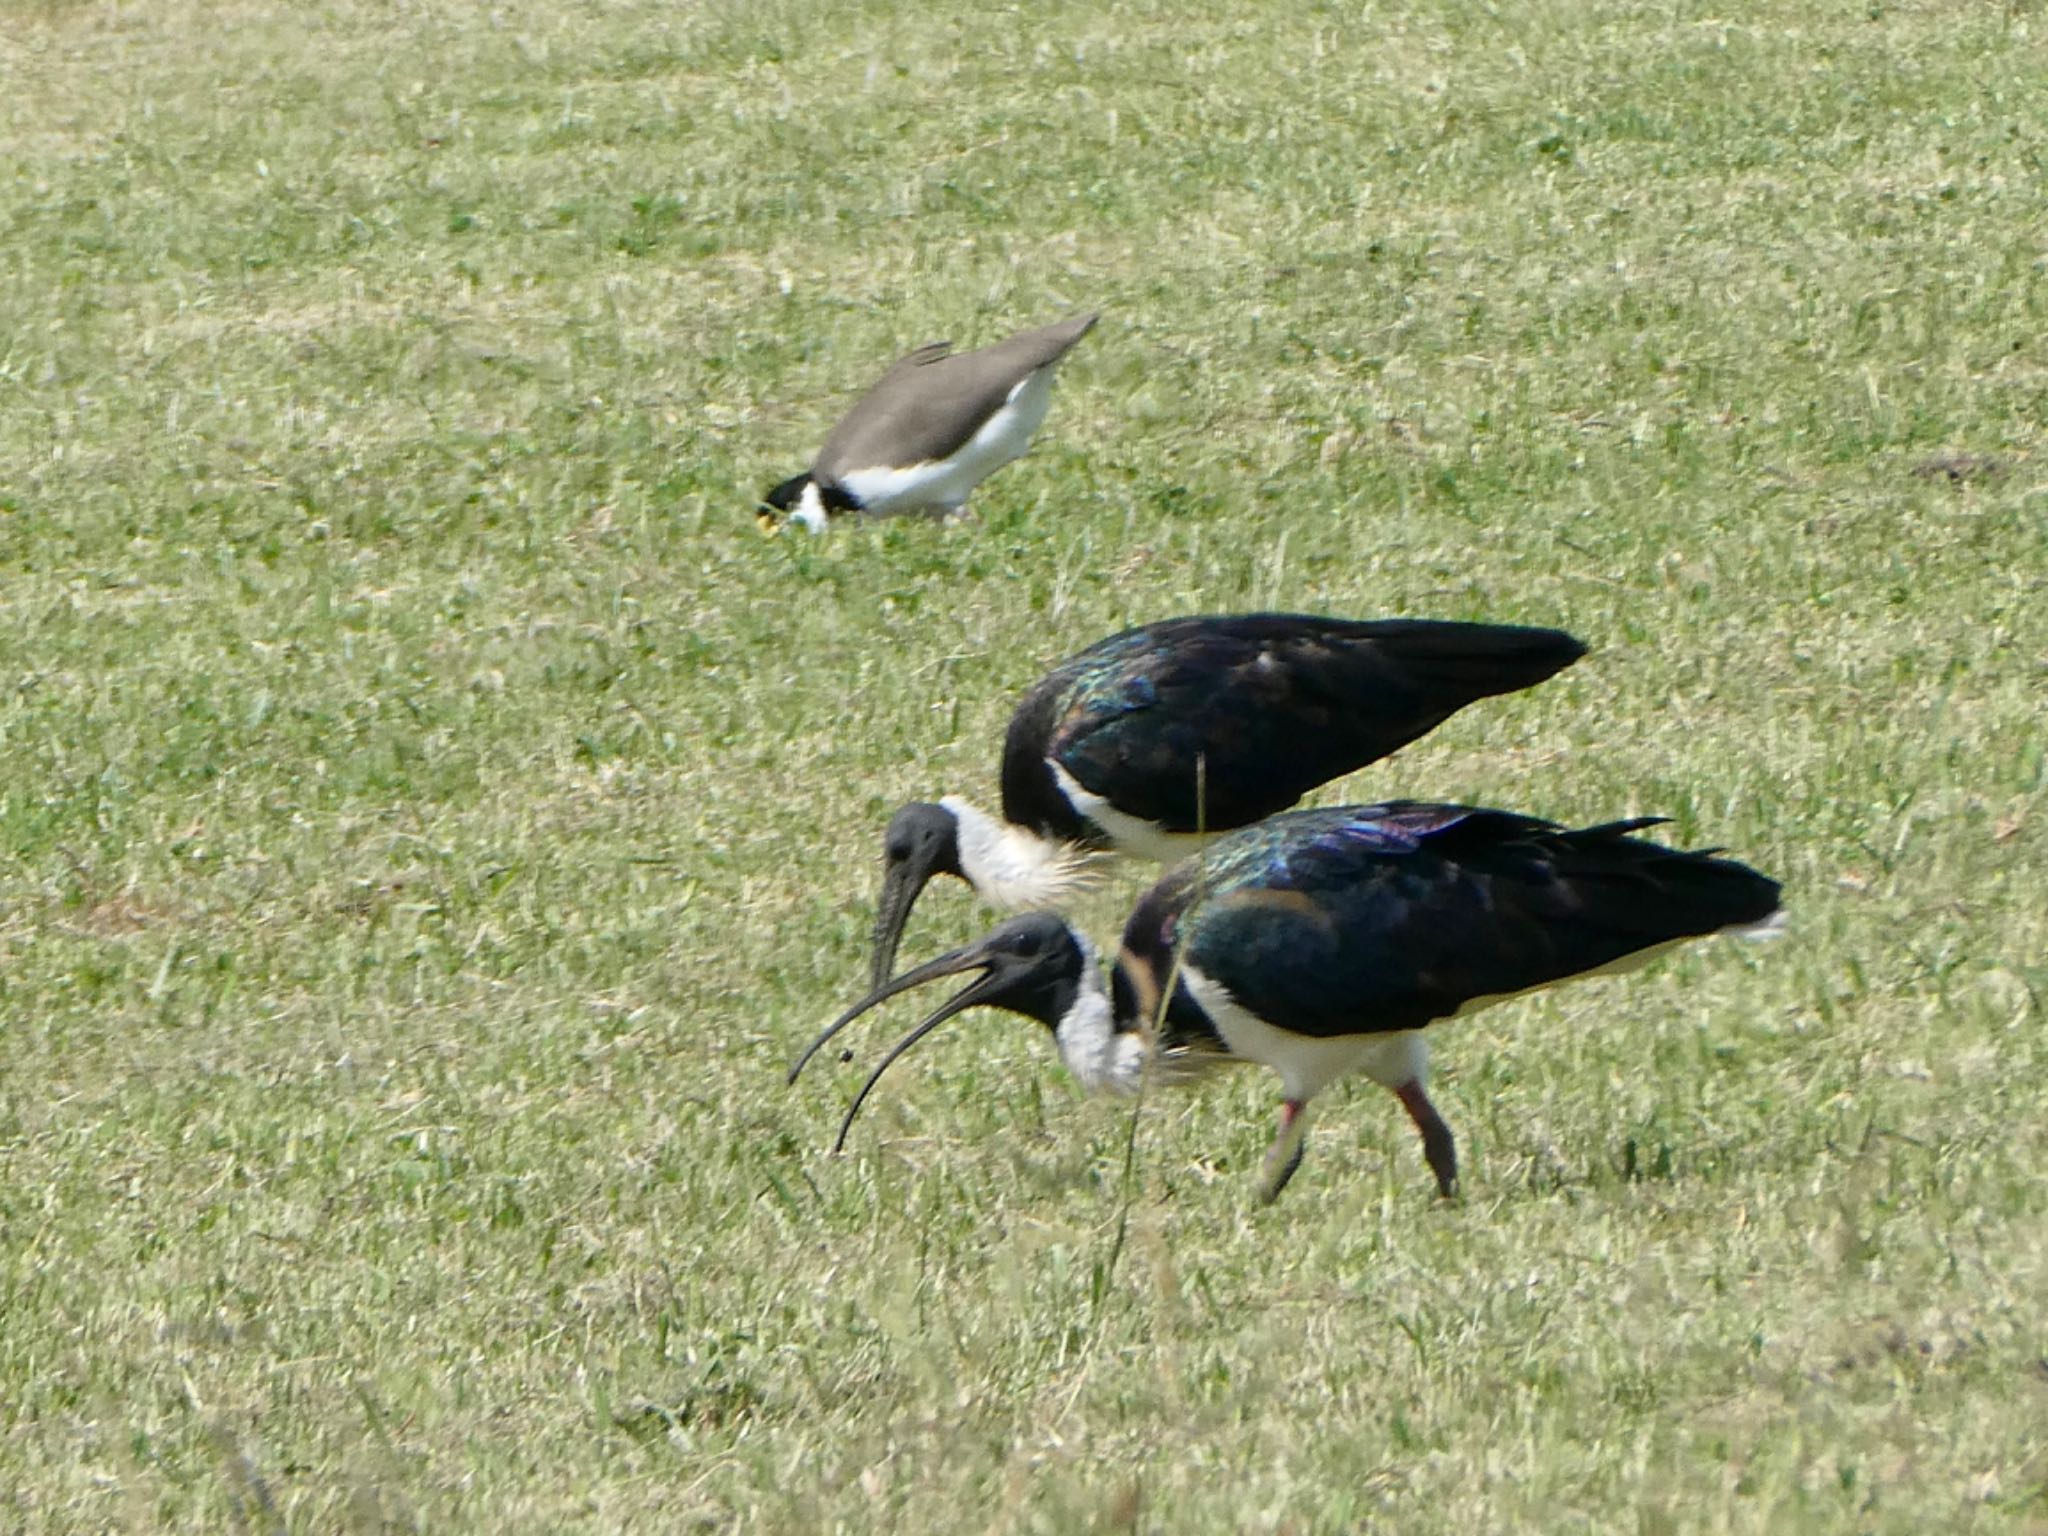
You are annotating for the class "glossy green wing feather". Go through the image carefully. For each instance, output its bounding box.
[1135,804,1780,1041]
[1001,616,1585,841]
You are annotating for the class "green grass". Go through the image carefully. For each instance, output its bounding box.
[2,0,2045,1528]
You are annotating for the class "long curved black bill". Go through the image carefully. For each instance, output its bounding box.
[787,937,1022,1152]
[868,851,940,993]
[827,973,1017,1153]
[789,937,1004,1088]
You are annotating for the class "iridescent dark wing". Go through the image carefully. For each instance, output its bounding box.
[1132,804,1780,1040]
[1000,616,1586,842]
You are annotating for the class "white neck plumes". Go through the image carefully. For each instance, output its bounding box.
[1051,936,1147,1096]
[941,796,1104,912]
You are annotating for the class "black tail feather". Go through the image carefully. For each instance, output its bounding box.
[1362,619,1589,698]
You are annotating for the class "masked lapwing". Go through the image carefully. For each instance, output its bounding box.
[760,313,1097,532]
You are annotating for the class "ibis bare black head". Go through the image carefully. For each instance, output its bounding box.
[869,801,967,990]
[790,912,1089,1153]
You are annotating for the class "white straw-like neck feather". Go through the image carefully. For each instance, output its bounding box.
[941,797,1107,912]
[1054,966,1147,1096]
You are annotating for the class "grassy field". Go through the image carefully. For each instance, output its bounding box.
[3,0,2045,1528]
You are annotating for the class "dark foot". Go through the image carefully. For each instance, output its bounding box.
[1258,1099,1310,1205]
[1395,1081,1460,1200]
[1258,1138,1307,1206]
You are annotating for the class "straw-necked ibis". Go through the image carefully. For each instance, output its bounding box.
[797,802,1783,1203]
[760,314,1097,533]
[868,615,1588,989]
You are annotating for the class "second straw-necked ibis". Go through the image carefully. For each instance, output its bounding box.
[797,802,1784,1203]
[868,614,1587,989]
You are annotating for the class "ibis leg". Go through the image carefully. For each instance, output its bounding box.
[1394,1081,1458,1198]
[1258,1099,1311,1205]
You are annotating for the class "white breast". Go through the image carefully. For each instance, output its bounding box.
[1047,761,1217,865]
[1181,964,1431,1102]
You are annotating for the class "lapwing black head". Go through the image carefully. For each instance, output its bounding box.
[759,313,1097,533]
[755,472,856,533]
